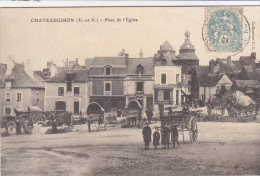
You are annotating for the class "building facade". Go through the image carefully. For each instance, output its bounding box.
[45,69,89,114]
[0,59,45,116]
[88,57,126,112]
[153,41,182,111]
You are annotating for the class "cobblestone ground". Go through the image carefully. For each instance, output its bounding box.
[1,122,260,176]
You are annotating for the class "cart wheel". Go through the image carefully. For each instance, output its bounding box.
[31,113,44,124]
[6,121,16,136]
[189,116,198,143]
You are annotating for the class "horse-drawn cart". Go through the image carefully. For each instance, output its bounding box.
[1,106,42,135]
[160,111,198,143]
[86,102,106,132]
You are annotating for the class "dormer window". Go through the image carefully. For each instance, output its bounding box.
[105,67,111,75]
[136,64,144,74]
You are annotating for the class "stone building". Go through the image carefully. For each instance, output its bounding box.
[153,41,182,111]
[125,57,154,112]
[0,59,45,116]
[88,57,126,112]
[44,69,89,114]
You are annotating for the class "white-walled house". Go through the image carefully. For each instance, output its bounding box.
[0,59,45,117]
[153,41,182,111]
[44,69,89,115]
[199,74,233,102]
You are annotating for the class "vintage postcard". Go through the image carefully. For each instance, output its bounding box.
[1,4,260,176]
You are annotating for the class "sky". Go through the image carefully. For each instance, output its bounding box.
[1,7,259,70]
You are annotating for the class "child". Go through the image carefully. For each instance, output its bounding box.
[153,127,160,149]
[171,126,179,148]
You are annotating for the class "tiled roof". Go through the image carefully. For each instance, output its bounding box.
[239,56,255,67]
[178,53,198,60]
[161,40,174,51]
[46,69,89,83]
[256,68,260,82]
[244,66,257,80]
[229,60,243,73]
[218,62,233,74]
[193,65,209,83]
[180,39,195,50]
[90,57,126,67]
[200,74,225,86]
[235,79,259,88]
[154,58,175,66]
[0,63,44,88]
[85,58,93,68]
[127,58,154,75]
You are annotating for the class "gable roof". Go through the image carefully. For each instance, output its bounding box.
[200,74,225,87]
[46,69,89,83]
[239,56,255,67]
[127,58,154,75]
[161,40,174,51]
[90,57,126,67]
[235,79,259,88]
[192,65,209,83]
[0,63,44,88]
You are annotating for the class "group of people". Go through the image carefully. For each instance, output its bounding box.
[15,118,34,135]
[142,123,179,150]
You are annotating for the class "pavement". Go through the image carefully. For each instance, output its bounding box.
[1,121,260,175]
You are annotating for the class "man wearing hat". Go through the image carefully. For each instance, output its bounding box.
[142,123,152,150]
[153,126,160,149]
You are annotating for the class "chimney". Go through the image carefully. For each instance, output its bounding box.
[125,54,129,65]
[75,58,78,65]
[24,59,33,77]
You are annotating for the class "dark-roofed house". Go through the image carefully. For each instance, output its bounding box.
[154,42,182,111]
[45,69,89,114]
[126,57,154,112]
[190,65,209,101]
[88,56,127,112]
[199,74,233,102]
[0,59,45,117]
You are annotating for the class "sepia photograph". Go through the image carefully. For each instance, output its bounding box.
[1,5,260,175]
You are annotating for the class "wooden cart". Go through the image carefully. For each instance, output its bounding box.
[160,111,198,143]
[86,102,106,132]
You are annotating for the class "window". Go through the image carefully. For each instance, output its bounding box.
[161,74,166,84]
[105,83,111,91]
[176,90,179,105]
[176,74,180,83]
[6,93,10,102]
[36,92,39,102]
[5,107,11,115]
[136,82,144,91]
[74,87,80,96]
[17,93,21,102]
[67,81,72,91]
[164,90,170,101]
[105,67,111,75]
[136,64,144,74]
[58,87,64,96]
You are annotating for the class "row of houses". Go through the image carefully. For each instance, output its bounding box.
[1,31,259,117]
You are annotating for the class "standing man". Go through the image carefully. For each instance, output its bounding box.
[142,123,152,150]
[153,127,160,149]
[161,125,170,149]
[15,119,21,135]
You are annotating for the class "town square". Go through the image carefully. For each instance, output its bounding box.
[1,6,260,176]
